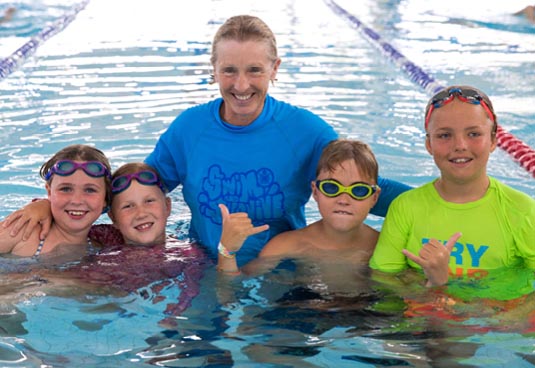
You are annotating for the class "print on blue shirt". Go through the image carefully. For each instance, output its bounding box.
[198,165,285,225]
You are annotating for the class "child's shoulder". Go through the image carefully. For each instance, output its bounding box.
[490,177,535,212]
[261,227,311,257]
[0,221,41,256]
[391,181,434,205]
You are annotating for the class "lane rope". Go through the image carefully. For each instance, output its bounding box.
[325,0,535,177]
[0,0,89,81]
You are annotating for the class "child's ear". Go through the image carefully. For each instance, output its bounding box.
[165,197,172,217]
[371,186,381,208]
[490,132,498,153]
[45,183,52,198]
[425,135,433,155]
[311,181,320,202]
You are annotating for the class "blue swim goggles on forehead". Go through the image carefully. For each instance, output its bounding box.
[315,179,378,201]
[45,160,111,180]
[425,87,495,129]
[111,170,165,194]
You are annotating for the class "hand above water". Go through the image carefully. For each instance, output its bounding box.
[216,203,269,275]
[402,232,462,287]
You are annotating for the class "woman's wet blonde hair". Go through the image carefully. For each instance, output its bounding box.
[210,15,278,66]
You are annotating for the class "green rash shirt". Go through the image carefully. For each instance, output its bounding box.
[370,177,535,278]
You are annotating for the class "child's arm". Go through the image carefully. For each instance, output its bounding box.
[0,220,27,254]
[216,204,269,275]
[403,232,461,287]
[2,199,52,241]
[240,233,293,276]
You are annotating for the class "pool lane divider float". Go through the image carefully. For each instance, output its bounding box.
[324,0,535,178]
[0,0,89,81]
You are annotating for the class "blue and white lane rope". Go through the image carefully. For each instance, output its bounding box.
[325,0,535,177]
[0,0,89,81]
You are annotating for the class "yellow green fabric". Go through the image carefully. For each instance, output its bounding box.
[370,177,535,278]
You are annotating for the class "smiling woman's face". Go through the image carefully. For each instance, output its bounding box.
[213,39,280,126]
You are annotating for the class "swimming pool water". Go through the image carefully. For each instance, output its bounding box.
[0,0,535,366]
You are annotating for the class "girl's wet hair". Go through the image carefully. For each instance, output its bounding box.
[316,139,379,182]
[40,144,112,206]
[210,15,278,66]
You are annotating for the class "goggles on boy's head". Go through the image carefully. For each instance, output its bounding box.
[45,160,111,180]
[315,179,378,201]
[111,170,165,194]
[425,87,495,129]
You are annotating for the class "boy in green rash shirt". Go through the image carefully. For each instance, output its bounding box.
[369,85,535,290]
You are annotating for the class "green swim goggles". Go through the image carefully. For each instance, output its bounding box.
[315,179,378,201]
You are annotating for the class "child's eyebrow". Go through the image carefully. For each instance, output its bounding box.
[433,127,453,132]
[435,124,486,131]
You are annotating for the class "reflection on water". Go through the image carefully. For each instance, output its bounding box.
[1,251,535,366]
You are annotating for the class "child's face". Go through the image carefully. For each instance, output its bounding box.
[312,159,379,233]
[109,180,171,246]
[425,98,497,185]
[46,169,107,235]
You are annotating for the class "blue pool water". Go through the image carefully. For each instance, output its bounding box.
[0,0,535,366]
